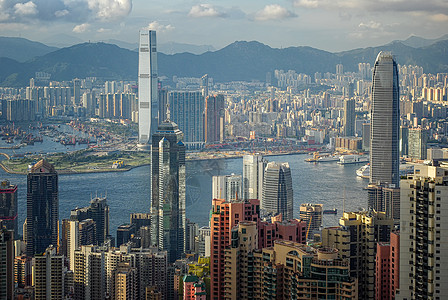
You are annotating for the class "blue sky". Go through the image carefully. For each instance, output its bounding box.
[0,0,447,51]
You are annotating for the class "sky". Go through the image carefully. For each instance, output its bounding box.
[0,0,447,52]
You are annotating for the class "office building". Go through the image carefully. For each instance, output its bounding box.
[408,127,428,160]
[242,154,267,201]
[0,228,14,299]
[375,232,399,300]
[0,180,18,236]
[138,29,158,146]
[204,95,225,144]
[367,183,400,221]
[370,52,400,186]
[397,164,448,299]
[344,98,355,136]
[400,126,409,157]
[322,211,393,299]
[212,174,242,202]
[26,159,58,256]
[70,196,110,246]
[150,120,186,262]
[14,255,32,288]
[168,91,205,148]
[262,162,293,220]
[299,203,323,238]
[34,245,64,300]
[116,223,136,247]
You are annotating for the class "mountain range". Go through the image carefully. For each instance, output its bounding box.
[0,35,447,87]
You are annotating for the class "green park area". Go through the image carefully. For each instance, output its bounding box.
[0,149,150,174]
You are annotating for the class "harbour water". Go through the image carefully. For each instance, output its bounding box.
[0,132,368,237]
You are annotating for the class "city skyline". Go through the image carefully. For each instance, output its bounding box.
[0,0,447,52]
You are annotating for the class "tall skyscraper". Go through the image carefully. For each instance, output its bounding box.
[344,98,355,136]
[398,164,448,299]
[168,91,205,148]
[150,119,186,263]
[73,78,81,105]
[370,52,400,186]
[262,162,293,220]
[26,159,58,256]
[242,154,267,201]
[204,94,225,144]
[138,29,158,147]
[0,180,18,236]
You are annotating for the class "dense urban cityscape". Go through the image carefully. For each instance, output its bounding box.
[0,2,448,300]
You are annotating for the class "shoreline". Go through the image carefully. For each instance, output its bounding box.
[0,150,308,175]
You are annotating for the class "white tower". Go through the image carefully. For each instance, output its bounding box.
[138,30,158,147]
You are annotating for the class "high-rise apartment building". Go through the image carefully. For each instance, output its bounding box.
[26,159,58,256]
[0,180,18,236]
[397,164,448,299]
[375,232,399,300]
[0,227,14,299]
[67,219,96,271]
[138,29,158,146]
[224,235,358,299]
[114,262,138,300]
[262,162,293,220]
[242,154,267,201]
[73,78,81,105]
[73,245,106,300]
[204,94,225,144]
[150,120,186,262]
[212,174,242,202]
[34,245,64,300]
[322,211,393,299]
[367,183,400,221]
[299,203,323,237]
[370,52,400,186]
[344,98,355,136]
[168,91,205,148]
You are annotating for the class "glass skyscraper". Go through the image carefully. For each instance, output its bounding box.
[262,162,293,220]
[138,30,158,147]
[370,52,400,187]
[150,120,186,263]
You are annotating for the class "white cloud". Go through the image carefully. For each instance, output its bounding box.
[294,0,319,8]
[97,27,110,32]
[86,0,132,21]
[254,4,297,21]
[14,1,38,16]
[73,23,90,33]
[54,9,69,17]
[188,4,224,18]
[146,21,175,32]
[359,21,382,30]
[431,13,448,22]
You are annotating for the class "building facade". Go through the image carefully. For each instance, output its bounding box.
[262,161,293,220]
[26,159,58,256]
[370,52,400,186]
[204,95,225,144]
[138,29,158,146]
[242,154,267,201]
[150,120,186,262]
[0,180,18,236]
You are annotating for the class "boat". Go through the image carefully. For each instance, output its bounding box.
[323,208,337,215]
[305,152,339,163]
[338,154,369,165]
[356,164,370,178]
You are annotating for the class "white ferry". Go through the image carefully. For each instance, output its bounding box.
[338,154,369,165]
[356,164,370,178]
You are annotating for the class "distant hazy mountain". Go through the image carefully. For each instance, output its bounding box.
[0,37,58,62]
[158,42,216,55]
[41,33,85,48]
[0,38,447,87]
[103,39,138,51]
[398,34,448,48]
